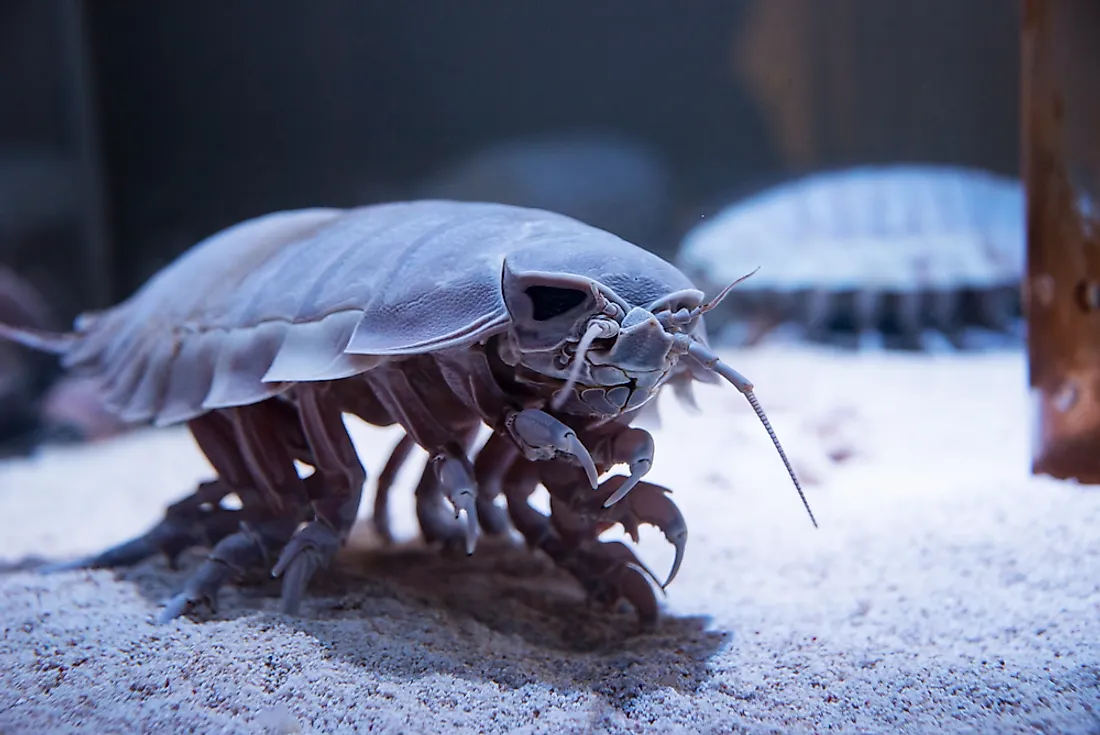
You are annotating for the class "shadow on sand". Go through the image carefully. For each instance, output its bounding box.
[20,535,728,712]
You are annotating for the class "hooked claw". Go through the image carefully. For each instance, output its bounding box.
[432,452,480,555]
[576,540,665,625]
[271,520,342,614]
[603,428,654,507]
[597,476,687,589]
[603,466,648,508]
[506,408,599,489]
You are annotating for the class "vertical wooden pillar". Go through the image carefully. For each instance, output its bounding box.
[1024,0,1100,482]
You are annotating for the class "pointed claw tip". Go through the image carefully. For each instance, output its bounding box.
[604,470,645,507]
[461,509,479,556]
[270,558,289,578]
[582,463,599,489]
[155,595,192,624]
[566,435,599,489]
[663,533,686,589]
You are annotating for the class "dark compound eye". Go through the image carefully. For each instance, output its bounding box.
[525,286,588,321]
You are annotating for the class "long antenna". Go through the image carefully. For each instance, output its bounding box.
[677,335,817,528]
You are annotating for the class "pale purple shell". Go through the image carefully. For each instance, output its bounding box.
[675,165,1024,349]
[59,200,696,428]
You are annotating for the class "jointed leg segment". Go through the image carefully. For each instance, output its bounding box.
[414,438,481,554]
[40,478,242,573]
[505,408,599,489]
[370,433,416,543]
[497,446,674,626]
[599,427,655,507]
[157,401,310,621]
[41,409,279,576]
[470,431,518,537]
[272,384,367,615]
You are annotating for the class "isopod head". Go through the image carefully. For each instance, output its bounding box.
[497,252,716,418]
[496,257,817,528]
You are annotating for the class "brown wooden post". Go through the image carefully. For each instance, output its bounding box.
[1023,0,1100,482]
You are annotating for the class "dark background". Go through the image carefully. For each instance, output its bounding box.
[0,0,1020,323]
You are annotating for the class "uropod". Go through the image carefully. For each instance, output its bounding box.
[0,200,816,625]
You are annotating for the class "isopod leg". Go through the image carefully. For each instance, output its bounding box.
[360,362,488,549]
[370,433,416,544]
[599,427,654,507]
[562,539,661,626]
[413,451,480,554]
[414,461,458,546]
[896,290,924,347]
[272,384,367,615]
[551,474,687,589]
[802,288,834,342]
[501,458,558,566]
[411,431,482,554]
[41,411,265,573]
[40,479,241,573]
[928,288,959,336]
[504,408,599,488]
[470,431,518,536]
[158,402,308,622]
[853,289,885,351]
[502,459,660,626]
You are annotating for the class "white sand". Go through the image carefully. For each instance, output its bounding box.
[1,346,1098,734]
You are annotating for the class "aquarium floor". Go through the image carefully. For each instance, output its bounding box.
[1,346,1097,734]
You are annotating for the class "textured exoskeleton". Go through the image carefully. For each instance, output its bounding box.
[0,200,814,624]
